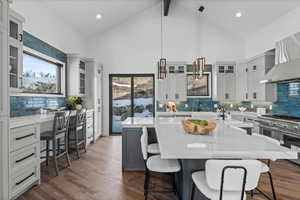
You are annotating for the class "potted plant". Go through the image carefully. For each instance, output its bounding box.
[66,97,83,110]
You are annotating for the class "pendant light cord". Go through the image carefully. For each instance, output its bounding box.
[161,0,163,58]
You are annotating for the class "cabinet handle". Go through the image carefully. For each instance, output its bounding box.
[16,172,35,186]
[16,153,35,163]
[15,133,35,141]
[19,34,23,42]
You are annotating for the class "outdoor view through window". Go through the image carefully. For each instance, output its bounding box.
[22,52,61,94]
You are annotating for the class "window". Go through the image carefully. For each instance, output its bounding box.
[79,61,86,94]
[21,52,62,94]
[187,74,210,96]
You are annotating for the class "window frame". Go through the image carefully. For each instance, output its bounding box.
[10,46,66,97]
[186,72,212,98]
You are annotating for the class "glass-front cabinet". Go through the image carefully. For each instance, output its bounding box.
[8,9,24,90]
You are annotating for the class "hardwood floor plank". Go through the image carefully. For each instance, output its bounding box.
[18,136,300,200]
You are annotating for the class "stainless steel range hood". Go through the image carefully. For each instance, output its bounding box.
[261,32,300,84]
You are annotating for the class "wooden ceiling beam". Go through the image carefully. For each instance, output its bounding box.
[164,0,171,16]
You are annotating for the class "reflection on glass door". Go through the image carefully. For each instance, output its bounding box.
[133,77,154,118]
[109,74,154,135]
[111,76,132,133]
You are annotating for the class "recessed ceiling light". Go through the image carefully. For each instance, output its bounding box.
[235,12,242,18]
[96,14,102,20]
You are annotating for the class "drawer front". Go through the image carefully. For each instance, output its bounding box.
[10,144,39,172]
[10,125,39,152]
[86,120,93,129]
[10,164,39,199]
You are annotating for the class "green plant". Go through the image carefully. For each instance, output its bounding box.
[65,97,83,110]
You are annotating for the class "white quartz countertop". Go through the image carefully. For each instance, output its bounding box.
[122,112,254,128]
[155,118,298,160]
[10,109,94,129]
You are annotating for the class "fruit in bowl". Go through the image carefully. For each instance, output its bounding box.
[190,120,208,127]
[182,120,216,135]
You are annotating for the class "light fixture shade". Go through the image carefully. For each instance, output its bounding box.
[194,57,205,79]
[158,58,167,80]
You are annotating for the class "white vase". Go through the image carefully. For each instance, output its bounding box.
[75,104,82,110]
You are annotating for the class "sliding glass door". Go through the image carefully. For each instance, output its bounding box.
[109,74,155,135]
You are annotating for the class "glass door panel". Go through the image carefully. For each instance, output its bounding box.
[133,77,154,117]
[9,45,18,88]
[111,77,132,133]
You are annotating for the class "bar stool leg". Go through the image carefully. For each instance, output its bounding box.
[53,138,59,176]
[46,140,49,166]
[65,133,71,167]
[268,172,277,200]
[191,182,195,200]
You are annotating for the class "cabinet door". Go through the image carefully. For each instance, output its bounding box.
[174,73,187,101]
[9,14,23,44]
[224,73,236,101]
[9,43,22,89]
[156,79,167,101]
[236,63,247,101]
[167,73,176,100]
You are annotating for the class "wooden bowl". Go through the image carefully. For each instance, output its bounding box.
[181,120,217,135]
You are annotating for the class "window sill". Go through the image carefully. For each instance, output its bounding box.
[10,90,66,98]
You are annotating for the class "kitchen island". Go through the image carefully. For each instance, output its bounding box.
[122,113,298,200]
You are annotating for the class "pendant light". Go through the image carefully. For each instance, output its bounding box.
[158,0,167,80]
[194,57,205,79]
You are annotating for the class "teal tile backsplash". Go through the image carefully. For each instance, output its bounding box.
[11,96,66,117]
[157,98,214,112]
[10,31,68,117]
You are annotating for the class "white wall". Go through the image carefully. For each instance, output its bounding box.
[10,2,87,56]
[246,5,300,58]
[87,2,245,136]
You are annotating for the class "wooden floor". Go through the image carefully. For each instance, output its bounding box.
[18,136,300,200]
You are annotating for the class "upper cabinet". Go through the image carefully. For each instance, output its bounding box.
[67,54,87,97]
[156,62,187,101]
[237,51,277,102]
[8,9,24,90]
[213,62,236,101]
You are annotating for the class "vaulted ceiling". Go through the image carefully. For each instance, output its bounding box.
[13,0,300,39]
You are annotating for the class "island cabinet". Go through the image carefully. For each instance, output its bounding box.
[122,127,157,171]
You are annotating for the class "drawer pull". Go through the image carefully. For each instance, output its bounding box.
[15,133,35,141]
[16,153,35,163]
[16,172,35,186]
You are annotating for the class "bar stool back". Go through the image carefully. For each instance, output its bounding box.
[191,160,261,200]
[68,109,87,159]
[40,111,71,176]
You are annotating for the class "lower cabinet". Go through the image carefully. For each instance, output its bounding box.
[86,110,94,145]
[122,127,157,171]
[9,124,40,200]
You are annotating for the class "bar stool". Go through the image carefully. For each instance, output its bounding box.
[251,133,279,200]
[68,109,87,159]
[191,160,261,200]
[141,126,181,200]
[40,111,71,176]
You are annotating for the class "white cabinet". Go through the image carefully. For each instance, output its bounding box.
[67,54,87,97]
[156,62,187,101]
[241,52,277,102]
[86,110,94,145]
[213,62,236,101]
[0,1,9,199]
[8,9,24,91]
[236,62,248,101]
[9,124,40,199]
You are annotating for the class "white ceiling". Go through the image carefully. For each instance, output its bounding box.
[179,0,300,38]
[14,0,300,39]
